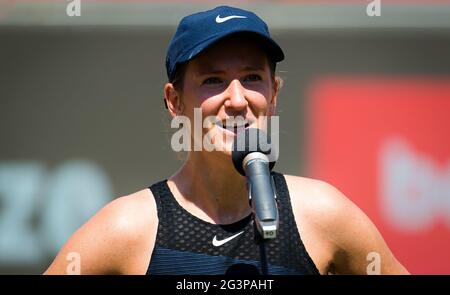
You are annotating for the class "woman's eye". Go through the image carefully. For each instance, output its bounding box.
[202,77,223,85]
[243,74,262,82]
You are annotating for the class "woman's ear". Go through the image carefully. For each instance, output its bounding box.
[164,83,184,118]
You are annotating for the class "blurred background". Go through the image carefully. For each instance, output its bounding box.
[0,0,449,274]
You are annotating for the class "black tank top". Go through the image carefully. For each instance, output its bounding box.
[146,172,320,275]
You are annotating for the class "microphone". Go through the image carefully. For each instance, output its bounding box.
[232,128,279,239]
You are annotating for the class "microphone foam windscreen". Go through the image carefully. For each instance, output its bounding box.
[232,128,276,176]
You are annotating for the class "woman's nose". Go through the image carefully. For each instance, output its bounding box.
[224,79,248,112]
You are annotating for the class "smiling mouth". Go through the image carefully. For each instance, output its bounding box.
[215,119,251,134]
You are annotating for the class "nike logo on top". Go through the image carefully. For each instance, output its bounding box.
[212,231,244,247]
[215,15,247,23]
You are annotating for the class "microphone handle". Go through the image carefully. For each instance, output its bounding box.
[244,154,279,239]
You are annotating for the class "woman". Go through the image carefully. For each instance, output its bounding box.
[45,5,408,275]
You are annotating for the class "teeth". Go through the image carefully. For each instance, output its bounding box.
[223,123,247,129]
[215,118,251,131]
[222,119,249,128]
[225,123,246,128]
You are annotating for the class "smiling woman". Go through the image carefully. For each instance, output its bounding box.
[44,5,409,275]
[165,34,279,156]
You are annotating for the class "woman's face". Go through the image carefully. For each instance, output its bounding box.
[168,35,279,156]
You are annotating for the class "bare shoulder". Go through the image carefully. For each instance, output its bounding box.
[283,174,348,218]
[44,188,158,275]
[283,174,351,235]
[283,174,409,274]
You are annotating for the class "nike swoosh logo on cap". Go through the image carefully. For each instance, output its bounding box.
[212,231,244,247]
[215,15,247,23]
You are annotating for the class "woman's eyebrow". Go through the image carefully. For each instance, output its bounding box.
[196,65,265,76]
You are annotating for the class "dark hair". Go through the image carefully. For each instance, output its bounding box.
[170,62,188,93]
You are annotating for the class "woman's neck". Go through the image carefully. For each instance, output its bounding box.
[168,151,251,224]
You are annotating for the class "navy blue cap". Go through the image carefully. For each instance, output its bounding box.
[166,6,285,81]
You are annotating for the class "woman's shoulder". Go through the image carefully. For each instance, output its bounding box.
[280,174,377,250]
[281,173,408,274]
[281,173,375,232]
[282,174,349,210]
[94,188,158,271]
[103,188,158,239]
[281,174,353,232]
[44,188,158,274]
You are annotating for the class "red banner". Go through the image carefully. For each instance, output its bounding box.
[307,76,450,274]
